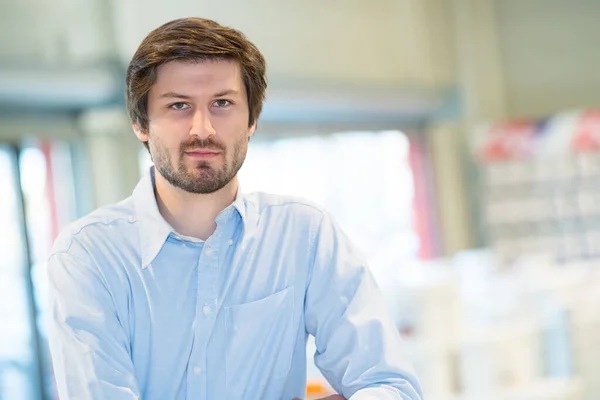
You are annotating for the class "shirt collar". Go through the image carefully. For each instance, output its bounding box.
[133,167,249,269]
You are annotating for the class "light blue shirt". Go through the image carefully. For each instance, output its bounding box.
[47,168,422,400]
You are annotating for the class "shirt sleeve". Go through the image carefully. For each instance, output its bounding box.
[304,212,423,400]
[47,250,141,399]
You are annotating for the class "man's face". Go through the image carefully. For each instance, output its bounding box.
[136,59,255,194]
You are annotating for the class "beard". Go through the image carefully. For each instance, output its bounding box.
[149,134,248,194]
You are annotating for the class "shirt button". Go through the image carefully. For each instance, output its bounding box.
[193,366,202,375]
[204,246,213,256]
[202,304,212,315]
[228,239,234,246]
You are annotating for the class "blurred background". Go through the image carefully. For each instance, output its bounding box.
[1,0,600,399]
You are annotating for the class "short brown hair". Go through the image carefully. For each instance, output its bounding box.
[125,17,267,138]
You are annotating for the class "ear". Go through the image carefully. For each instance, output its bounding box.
[248,122,257,138]
[133,123,149,144]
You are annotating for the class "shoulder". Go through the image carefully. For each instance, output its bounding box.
[50,197,136,257]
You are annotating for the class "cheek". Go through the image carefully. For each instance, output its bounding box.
[149,123,186,147]
[151,115,189,136]
[213,112,250,131]
[218,120,252,144]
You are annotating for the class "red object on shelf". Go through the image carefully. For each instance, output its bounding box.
[479,120,538,162]
[571,109,600,152]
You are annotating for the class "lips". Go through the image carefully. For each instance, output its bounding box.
[186,150,219,155]
[185,149,221,158]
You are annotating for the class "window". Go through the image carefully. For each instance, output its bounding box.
[239,130,420,285]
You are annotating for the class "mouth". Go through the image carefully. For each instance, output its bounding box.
[184,149,221,159]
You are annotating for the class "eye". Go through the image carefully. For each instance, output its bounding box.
[213,99,231,108]
[170,102,190,110]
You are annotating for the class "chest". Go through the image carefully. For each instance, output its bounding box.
[124,236,308,399]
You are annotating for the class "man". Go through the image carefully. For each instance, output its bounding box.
[47,17,423,400]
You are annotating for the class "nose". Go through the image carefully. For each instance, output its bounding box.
[189,108,216,139]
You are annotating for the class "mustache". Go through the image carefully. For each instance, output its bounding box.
[181,138,226,152]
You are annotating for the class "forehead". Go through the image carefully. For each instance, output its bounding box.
[151,59,245,96]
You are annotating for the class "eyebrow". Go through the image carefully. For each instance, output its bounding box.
[159,90,240,99]
[213,89,240,97]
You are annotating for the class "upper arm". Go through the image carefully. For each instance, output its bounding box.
[48,248,141,399]
[304,213,422,399]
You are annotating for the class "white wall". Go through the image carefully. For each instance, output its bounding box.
[2,0,456,87]
[495,0,600,119]
[0,0,115,65]
[111,0,456,87]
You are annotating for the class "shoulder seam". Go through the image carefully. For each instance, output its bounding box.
[70,217,137,237]
[50,217,136,257]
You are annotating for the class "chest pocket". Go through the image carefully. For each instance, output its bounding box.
[223,286,296,397]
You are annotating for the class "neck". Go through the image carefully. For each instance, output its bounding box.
[153,168,238,241]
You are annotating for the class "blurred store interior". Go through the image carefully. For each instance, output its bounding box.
[1,0,600,399]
